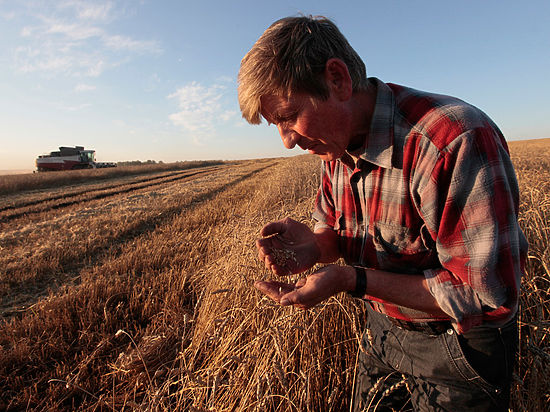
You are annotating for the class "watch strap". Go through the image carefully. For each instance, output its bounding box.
[349,266,367,298]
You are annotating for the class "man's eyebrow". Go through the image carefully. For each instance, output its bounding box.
[262,108,286,124]
[276,112,293,121]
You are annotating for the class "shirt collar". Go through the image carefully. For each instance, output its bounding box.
[347,77,394,169]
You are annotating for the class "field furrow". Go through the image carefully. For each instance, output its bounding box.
[0,165,228,223]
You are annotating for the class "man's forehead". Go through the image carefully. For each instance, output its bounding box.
[260,94,290,107]
[260,94,291,118]
[260,93,306,113]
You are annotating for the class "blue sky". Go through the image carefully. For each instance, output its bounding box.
[0,0,549,171]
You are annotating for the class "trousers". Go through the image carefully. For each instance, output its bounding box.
[353,304,518,412]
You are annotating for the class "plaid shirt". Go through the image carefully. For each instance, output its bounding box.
[313,78,528,333]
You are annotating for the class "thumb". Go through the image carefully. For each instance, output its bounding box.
[280,288,308,307]
[261,220,286,237]
[295,277,307,288]
[279,295,293,306]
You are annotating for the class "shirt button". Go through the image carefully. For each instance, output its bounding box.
[446,328,454,335]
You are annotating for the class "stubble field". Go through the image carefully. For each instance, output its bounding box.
[0,140,549,411]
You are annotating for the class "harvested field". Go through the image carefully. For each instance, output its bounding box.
[0,160,228,196]
[0,166,227,223]
[0,142,549,411]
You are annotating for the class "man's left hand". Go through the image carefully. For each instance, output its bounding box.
[254,264,355,309]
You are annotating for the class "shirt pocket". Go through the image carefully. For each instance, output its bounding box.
[370,222,438,272]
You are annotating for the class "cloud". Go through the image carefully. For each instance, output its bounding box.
[0,10,16,20]
[10,1,161,78]
[67,103,92,111]
[55,102,92,112]
[21,26,34,37]
[102,34,161,54]
[74,83,96,92]
[168,82,223,134]
[168,81,238,144]
[144,73,161,92]
[45,21,103,40]
[220,111,237,122]
[86,59,106,77]
[15,44,107,77]
[63,0,114,21]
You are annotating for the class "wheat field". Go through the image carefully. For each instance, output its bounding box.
[0,140,548,411]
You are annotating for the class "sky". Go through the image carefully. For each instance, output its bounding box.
[0,1,549,171]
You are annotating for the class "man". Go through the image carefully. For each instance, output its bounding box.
[238,16,527,411]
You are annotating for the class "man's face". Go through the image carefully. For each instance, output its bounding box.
[260,92,352,162]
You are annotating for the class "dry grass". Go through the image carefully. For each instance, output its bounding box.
[0,160,230,196]
[508,139,550,411]
[0,141,548,411]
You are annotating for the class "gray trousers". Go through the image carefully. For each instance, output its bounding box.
[353,305,517,412]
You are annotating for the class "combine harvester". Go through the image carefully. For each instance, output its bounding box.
[36,146,117,172]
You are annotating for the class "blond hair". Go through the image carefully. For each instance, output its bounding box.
[238,16,368,124]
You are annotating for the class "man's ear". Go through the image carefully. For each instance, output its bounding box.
[324,58,353,101]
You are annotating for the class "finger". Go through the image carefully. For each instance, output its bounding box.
[254,280,295,302]
[256,237,277,250]
[270,262,292,276]
[256,241,276,261]
[295,278,307,288]
[259,252,292,276]
[262,254,277,272]
[280,291,311,308]
[257,245,276,263]
[280,285,317,309]
[260,221,287,238]
[257,247,278,273]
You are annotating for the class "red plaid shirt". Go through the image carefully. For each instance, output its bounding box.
[313,78,528,333]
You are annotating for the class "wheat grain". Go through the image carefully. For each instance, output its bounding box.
[270,247,297,267]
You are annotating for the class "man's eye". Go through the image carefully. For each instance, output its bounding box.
[276,113,296,124]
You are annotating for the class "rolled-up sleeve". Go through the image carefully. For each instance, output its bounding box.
[313,161,336,232]
[418,127,527,333]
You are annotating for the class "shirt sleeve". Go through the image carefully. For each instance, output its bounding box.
[313,161,337,232]
[418,126,527,333]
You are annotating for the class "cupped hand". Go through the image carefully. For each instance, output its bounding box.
[254,264,354,310]
[256,217,321,275]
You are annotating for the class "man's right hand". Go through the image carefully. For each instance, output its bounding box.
[256,217,321,275]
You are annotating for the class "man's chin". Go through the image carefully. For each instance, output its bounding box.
[314,152,340,162]
[305,146,343,161]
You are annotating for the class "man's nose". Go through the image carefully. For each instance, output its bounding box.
[278,125,299,149]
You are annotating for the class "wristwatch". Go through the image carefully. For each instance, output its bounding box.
[349,266,367,298]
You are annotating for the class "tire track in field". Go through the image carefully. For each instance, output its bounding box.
[0,170,187,212]
[0,162,275,318]
[0,166,228,212]
[0,166,226,223]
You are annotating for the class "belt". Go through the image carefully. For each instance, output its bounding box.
[388,317,453,336]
